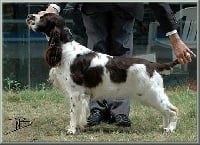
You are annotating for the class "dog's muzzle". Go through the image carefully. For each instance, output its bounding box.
[26,14,36,25]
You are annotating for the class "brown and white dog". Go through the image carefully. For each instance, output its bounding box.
[26,13,179,135]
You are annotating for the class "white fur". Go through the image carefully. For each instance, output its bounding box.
[49,40,178,135]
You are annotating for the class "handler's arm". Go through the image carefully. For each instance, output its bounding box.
[149,3,196,64]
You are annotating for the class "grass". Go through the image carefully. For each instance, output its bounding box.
[2,85,198,143]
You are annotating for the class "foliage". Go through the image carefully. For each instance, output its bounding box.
[4,77,22,92]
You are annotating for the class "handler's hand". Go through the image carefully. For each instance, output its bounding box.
[38,6,58,17]
[38,11,47,17]
[169,33,196,64]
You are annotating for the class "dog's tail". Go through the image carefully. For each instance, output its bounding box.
[155,59,179,75]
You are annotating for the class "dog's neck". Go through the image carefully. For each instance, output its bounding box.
[45,27,73,43]
[61,27,73,43]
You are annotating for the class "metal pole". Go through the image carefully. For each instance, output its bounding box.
[28,3,31,88]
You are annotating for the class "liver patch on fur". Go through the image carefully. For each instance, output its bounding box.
[70,52,104,88]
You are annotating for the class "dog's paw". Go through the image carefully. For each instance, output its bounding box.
[162,128,175,135]
[65,128,78,135]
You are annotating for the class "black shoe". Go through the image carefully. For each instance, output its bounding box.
[87,109,105,126]
[114,114,131,127]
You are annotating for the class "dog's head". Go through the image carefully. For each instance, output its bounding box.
[26,13,73,67]
[26,13,64,36]
[26,13,73,42]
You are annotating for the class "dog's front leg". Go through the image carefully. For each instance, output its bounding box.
[66,92,80,135]
[78,94,90,129]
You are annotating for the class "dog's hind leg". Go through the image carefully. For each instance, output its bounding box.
[141,87,178,133]
[156,94,178,133]
[162,101,178,133]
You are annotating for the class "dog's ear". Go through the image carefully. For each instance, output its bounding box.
[61,27,73,43]
[49,26,61,46]
[45,26,62,67]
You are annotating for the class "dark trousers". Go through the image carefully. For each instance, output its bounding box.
[82,5,135,118]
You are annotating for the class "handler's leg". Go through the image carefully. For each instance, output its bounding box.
[108,9,135,56]
[82,8,134,127]
[82,11,110,54]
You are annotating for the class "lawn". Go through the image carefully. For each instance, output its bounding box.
[2,85,198,143]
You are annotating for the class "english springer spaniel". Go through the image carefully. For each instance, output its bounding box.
[26,13,179,135]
